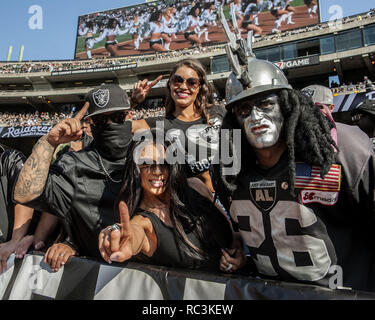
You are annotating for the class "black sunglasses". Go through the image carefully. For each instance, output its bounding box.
[170,74,201,89]
[138,163,169,172]
[91,111,127,127]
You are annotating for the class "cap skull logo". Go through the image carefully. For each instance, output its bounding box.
[93,89,110,108]
[301,88,315,99]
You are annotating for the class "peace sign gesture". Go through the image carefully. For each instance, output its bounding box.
[98,201,155,264]
[46,102,90,147]
[131,75,163,106]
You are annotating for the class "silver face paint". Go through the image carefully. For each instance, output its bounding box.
[234,93,284,149]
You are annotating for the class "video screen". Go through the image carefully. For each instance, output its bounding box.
[74,0,320,59]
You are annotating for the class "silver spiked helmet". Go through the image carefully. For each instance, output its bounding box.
[218,6,292,108]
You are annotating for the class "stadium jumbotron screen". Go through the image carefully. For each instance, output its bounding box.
[74,0,320,60]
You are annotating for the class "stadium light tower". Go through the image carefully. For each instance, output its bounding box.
[6,46,12,62]
[18,45,25,62]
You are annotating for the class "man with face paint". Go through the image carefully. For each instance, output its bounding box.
[212,35,375,292]
[14,84,134,260]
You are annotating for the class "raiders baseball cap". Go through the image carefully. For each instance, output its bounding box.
[352,99,375,118]
[301,85,334,106]
[85,83,130,118]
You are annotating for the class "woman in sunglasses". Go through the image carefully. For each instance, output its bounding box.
[98,129,241,271]
[131,59,226,195]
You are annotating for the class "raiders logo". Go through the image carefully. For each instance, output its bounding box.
[93,89,110,108]
[301,87,315,98]
[249,180,276,211]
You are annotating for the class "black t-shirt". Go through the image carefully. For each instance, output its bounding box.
[145,115,220,178]
[0,149,25,243]
[230,123,375,292]
[133,187,233,271]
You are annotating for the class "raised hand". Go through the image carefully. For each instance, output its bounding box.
[46,102,90,147]
[98,201,151,264]
[98,201,134,264]
[131,75,163,105]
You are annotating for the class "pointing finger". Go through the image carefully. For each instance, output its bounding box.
[74,102,90,121]
[119,201,131,238]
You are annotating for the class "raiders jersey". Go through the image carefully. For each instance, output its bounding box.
[145,115,220,177]
[230,123,375,292]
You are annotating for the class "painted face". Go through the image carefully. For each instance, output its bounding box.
[170,66,201,110]
[234,92,284,149]
[138,143,169,197]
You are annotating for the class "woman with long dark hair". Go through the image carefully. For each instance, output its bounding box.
[98,129,237,270]
[131,58,226,194]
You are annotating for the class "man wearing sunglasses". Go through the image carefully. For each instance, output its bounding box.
[14,83,134,262]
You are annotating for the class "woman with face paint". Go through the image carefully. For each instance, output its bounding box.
[98,129,234,270]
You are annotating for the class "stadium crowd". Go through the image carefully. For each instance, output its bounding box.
[1,7,374,75]
[331,77,375,95]
[0,45,224,75]
[0,111,73,127]
[2,4,375,300]
[1,54,375,295]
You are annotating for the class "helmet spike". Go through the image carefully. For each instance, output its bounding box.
[219,5,292,109]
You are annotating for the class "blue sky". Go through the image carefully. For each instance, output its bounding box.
[0,0,372,61]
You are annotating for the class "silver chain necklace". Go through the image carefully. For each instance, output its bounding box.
[95,149,122,183]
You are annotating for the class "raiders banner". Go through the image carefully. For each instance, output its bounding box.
[1,253,374,300]
[51,63,137,76]
[0,125,52,138]
[332,90,375,113]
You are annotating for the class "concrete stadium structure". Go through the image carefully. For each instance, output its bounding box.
[0,11,375,111]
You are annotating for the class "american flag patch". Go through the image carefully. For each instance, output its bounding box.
[295,163,341,192]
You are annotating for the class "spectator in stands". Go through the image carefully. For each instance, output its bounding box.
[14,84,134,263]
[131,58,225,195]
[301,84,337,147]
[14,115,94,269]
[364,76,375,92]
[352,99,375,146]
[0,145,34,273]
[301,84,335,114]
[98,128,239,271]
[212,46,375,292]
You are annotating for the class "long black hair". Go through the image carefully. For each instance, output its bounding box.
[212,89,338,209]
[115,128,227,261]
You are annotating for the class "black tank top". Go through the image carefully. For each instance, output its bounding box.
[133,189,232,271]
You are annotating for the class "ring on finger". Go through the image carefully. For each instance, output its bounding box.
[59,253,64,257]
[225,263,233,272]
[108,224,121,232]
